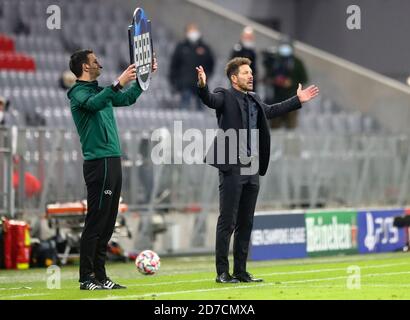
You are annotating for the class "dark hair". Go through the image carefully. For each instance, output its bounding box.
[225,57,251,81]
[69,49,93,78]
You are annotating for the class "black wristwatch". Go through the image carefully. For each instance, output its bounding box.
[111,79,123,92]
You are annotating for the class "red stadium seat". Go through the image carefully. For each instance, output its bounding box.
[0,52,36,71]
[0,34,36,71]
[0,34,15,52]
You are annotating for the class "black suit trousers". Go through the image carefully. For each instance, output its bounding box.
[80,157,122,282]
[216,167,259,275]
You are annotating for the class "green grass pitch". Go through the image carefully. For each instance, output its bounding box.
[1,252,410,300]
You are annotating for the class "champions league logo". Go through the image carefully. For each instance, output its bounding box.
[128,8,153,91]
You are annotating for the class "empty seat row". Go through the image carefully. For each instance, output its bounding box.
[0,52,35,71]
[0,70,62,88]
[13,35,65,54]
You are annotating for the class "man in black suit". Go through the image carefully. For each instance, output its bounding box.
[196,57,319,283]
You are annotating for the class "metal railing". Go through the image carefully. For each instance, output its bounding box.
[0,127,15,217]
[2,125,410,250]
[1,126,409,216]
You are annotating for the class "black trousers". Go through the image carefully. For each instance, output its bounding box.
[79,157,122,282]
[216,167,259,276]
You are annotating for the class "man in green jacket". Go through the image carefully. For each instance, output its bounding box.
[67,49,157,290]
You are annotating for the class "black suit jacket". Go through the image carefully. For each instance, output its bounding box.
[198,85,301,176]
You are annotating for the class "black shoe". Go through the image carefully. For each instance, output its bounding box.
[215,272,240,284]
[100,277,127,290]
[233,272,263,283]
[80,277,105,290]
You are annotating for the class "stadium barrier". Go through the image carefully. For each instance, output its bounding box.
[0,127,408,215]
[1,126,410,254]
[250,207,409,260]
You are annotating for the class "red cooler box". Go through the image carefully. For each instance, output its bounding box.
[2,219,31,269]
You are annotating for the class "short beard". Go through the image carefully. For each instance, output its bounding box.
[240,83,252,92]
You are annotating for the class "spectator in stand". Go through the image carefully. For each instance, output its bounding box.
[263,37,308,129]
[169,23,215,110]
[0,96,11,126]
[231,26,258,91]
[14,16,30,35]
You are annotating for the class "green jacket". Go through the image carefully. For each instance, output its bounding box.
[67,80,142,160]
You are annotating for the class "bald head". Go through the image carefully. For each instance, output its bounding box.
[241,26,255,49]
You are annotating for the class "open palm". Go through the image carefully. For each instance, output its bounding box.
[196,65,207,88]
[297,83,320,103]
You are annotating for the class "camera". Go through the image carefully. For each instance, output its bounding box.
[393,215,410,228]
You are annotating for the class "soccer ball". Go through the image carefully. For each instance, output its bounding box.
[135,250,160,275]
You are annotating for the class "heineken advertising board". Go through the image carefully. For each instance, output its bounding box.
[305,210,358,256]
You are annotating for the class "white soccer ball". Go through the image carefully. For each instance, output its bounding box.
[135,250,160,275]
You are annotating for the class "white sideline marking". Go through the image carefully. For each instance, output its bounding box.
[0,261,407,298]
[274,284,410,289]
[92,269,410,300]
[0,253,404,284]
[259,262,408,276]
[0,293,48,299]
[174,253,408,269]
[125,262,408,288]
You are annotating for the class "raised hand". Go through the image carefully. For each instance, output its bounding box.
[118,64,137,87]
[196,65,207,88]
[152,52,158,73]
[296,83,320,103]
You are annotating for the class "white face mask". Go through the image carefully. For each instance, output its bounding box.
[242,40,255,49]
[278,44,293,57]
[0,111,5,123]
[187,31,201,43]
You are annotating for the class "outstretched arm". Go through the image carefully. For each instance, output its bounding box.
[196,65,224,110]
[112,57,158,107]
[111,82,143,107]
[263,83,319,119]
[72,87,117,112]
